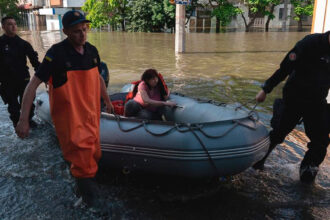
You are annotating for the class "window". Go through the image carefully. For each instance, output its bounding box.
[279,8,284,20]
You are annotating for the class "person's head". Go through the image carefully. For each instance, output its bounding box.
[141,69,159,88]
[132,69,167,100]
[62,11,90,47]
[1,16,17,37]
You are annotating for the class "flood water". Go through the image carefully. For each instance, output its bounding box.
[0,30,329,219]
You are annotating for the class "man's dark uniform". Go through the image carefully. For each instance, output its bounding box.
[255,31,330,182]
[0,34,40,127]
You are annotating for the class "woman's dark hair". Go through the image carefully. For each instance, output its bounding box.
[132,69,167,100]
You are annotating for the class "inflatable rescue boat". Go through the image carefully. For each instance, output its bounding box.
[35,91,269,178]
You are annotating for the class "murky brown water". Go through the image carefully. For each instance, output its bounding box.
[0,31,329,219]
[20,30,309,110]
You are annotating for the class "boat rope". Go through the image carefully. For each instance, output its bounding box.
[114,114,258,138]
[189,127,220,176]
[143,121,179,136]
[197,123,239,138]
[235,98,260,122]
[113,114,260,176]
[110,97,261,176]
[235,98,256,111]
[115,116,144,132]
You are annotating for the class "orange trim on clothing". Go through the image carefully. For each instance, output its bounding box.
[49,66,101,178]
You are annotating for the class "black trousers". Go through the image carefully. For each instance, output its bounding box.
[124,99,173,121]
[0,80,34,127]
[269,100,329,167]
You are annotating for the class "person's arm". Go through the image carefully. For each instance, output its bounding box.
[25,42,40,71]
[100,75,113,113]
[256,61,292,103]
[257,41,305,103]
[164,90,170,100]
[262,51,297,94]
[15,76,42,138]
[140,89,176,107]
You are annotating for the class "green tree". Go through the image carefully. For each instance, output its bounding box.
[82,0,110,28]
[291,0,314,31]
[238,0,281,32]
[208,0,241,33]
[128,0,174,32]
[108,0,129,31]
[163,0,175,32]
[241,0,268,32]
[0,0,19,18]
[264,0,281,32]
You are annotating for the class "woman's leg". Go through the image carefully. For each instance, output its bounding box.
[124,100,142,117]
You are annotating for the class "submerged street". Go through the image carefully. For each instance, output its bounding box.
[0,30,329,219]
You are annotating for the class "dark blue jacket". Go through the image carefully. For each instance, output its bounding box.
[262,31,330,104]
[0,34,40,84]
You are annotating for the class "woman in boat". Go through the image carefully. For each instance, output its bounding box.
[124,69,176,120]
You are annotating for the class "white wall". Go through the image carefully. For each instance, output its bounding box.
[46,16,60,30]
[63,0,85,8]
[312,0,330,33]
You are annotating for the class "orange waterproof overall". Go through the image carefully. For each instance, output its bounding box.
[48,66,101,178]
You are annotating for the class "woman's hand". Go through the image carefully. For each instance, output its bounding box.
[164,101,177,107]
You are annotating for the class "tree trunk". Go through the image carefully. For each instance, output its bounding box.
[265,4,275,32]
[120,7,126,32]
[216,17,220,33]
[241,13,249,32]
[121,20,125,31]
[297,18,303,31]
[246,17,256,32]
[240,13,256,32]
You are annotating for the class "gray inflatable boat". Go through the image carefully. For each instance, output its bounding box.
[35,91,269,178]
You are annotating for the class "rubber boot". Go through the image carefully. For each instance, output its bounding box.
[252,143,277,170]
[76,178,110,215]
[299,164,318,184]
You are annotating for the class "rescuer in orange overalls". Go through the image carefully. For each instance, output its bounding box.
[15,11,113,211]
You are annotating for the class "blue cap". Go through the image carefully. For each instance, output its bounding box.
[62,10,90,29]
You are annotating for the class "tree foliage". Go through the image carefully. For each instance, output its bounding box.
[238,0,281,32]
[163,0,176,31]
[107,0,129,31]
[82,0,110,28]
[82,0,129,30]
[209,0,241,32]
[0,0,19,18]
[128,0,175,32]
[290,0,314,31]
[291,0,314,21]
[264,0,281,32]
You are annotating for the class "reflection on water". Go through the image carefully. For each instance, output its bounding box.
[0,31,329,219]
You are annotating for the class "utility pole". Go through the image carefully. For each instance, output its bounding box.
[175,4,186,53]
[282,0,288,31]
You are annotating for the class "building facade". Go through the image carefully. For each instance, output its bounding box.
[17,0,86,30]
[39,0,86,30]
[18,0,46,30]
[188,0,312,32]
